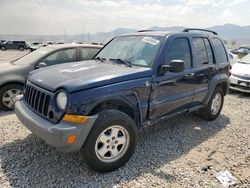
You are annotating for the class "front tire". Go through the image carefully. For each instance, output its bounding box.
[0,84,23,111]
[198,87,224,121]
[82,110,138,172]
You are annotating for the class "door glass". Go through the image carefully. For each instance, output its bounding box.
[165,38,191,68]
[80,48,100,61]
[203,38,214,64]
[192,38,209,66]
[41,48,77,66]
[212,38,228,63]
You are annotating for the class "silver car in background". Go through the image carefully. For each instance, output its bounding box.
[230,54,250,93]
[0,44,102,110]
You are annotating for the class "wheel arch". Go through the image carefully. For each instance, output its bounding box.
[203,74,229,105]
[87,94,142,128]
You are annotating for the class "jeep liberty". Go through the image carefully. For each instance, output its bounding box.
[15,29,230,172]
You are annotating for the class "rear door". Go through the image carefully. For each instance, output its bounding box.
[191,37,216,104]
[149,37,196,120]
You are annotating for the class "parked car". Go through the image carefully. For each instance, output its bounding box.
[0,41,27,51]
[15,29,230,172]
[28,42,47,51]
[0,44,102,110]
[230,54,250,93]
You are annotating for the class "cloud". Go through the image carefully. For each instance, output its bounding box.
[0,0,249,35]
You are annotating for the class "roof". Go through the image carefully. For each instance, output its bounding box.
[47,43,103,49]
[121,29,219,38]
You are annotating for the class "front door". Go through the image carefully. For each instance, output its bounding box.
[149,37,196,120]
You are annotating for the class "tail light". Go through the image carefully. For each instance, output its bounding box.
[228,64,232,77]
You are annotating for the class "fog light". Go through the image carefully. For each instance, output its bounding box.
[67,135,76,144]
[63,114,89,124]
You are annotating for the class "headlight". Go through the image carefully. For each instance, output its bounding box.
[56,91,68,110]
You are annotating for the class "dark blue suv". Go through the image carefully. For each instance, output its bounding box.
[15,29,230,172]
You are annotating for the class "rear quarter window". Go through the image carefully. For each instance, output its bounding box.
[212,38,228,63]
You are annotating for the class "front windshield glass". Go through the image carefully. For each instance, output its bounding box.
[96,35,163,67]
[239,54,250,64]
[12,47,54,65]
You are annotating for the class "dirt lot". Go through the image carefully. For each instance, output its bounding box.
[0,50,249,187]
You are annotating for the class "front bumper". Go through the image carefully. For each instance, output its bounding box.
[229,75,250,93]
[15,98,98,152]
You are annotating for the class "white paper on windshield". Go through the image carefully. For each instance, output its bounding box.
[142,37,160,45]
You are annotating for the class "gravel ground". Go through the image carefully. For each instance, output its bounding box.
[0,51,249,187]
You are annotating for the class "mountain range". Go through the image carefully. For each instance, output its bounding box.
[1,24,250,46]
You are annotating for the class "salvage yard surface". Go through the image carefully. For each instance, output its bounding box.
[0,51,249,187]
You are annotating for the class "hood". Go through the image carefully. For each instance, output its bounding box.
[232,62,250,77]
[29,60,152,93]
[0,62,28,73]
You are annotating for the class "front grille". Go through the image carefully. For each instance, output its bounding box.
[24,82,52,118]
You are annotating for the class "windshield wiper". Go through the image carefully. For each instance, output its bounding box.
[109,58,132,67]
[94,56,106,62]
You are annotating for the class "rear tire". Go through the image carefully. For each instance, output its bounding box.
[82,110,138,172]
[0,84,23,111]
[0,46,6,51]
[18,46,24,51]
[197,87,224,121]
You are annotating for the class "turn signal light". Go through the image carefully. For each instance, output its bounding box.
[67,135,76,144]
[63,114,89,124]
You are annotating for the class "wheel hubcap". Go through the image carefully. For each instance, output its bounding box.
[211,93,222,115]
[2,89,22,108]
[95,125,130,163]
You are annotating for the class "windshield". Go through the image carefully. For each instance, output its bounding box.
[239,54,250,64]
[96,35,163,67]
[12,47,54,65]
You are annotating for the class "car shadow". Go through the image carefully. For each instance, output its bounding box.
[228,89,250,98]
[0,114,230,187]
[0,110,14,117]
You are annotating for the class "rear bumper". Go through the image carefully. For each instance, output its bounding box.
[229,75,250,93]
[15,97,98,152]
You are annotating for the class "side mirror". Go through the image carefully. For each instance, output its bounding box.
[159,60,185,75]
[35,62,47,69]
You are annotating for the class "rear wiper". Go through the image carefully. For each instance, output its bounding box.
[94,56,106,62]
[109,58,132,67]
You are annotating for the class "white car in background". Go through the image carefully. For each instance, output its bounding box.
[230,54,250,93]
[228,52,239,65]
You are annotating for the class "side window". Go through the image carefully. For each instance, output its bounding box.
[192,38,209,66]
[41,48,77,66]
[165,38,191,68]
[212,38,228,63]
[80,48,100,61]
[203,38,214,64]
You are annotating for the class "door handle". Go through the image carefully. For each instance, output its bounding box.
[185,73,195,78]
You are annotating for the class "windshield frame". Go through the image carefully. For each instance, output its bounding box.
[94,35,164,68]
[11,46,56,66]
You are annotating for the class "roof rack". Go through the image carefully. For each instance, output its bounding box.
[137,30,156,32]
[183,28,218,35]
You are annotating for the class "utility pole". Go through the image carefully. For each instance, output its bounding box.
[81,24,84,42]
[63,29,66,42]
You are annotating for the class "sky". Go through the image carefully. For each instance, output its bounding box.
[0,0,250,35]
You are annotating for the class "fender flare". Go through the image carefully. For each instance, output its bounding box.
[203,74,229,105]
[80,91,143,127]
